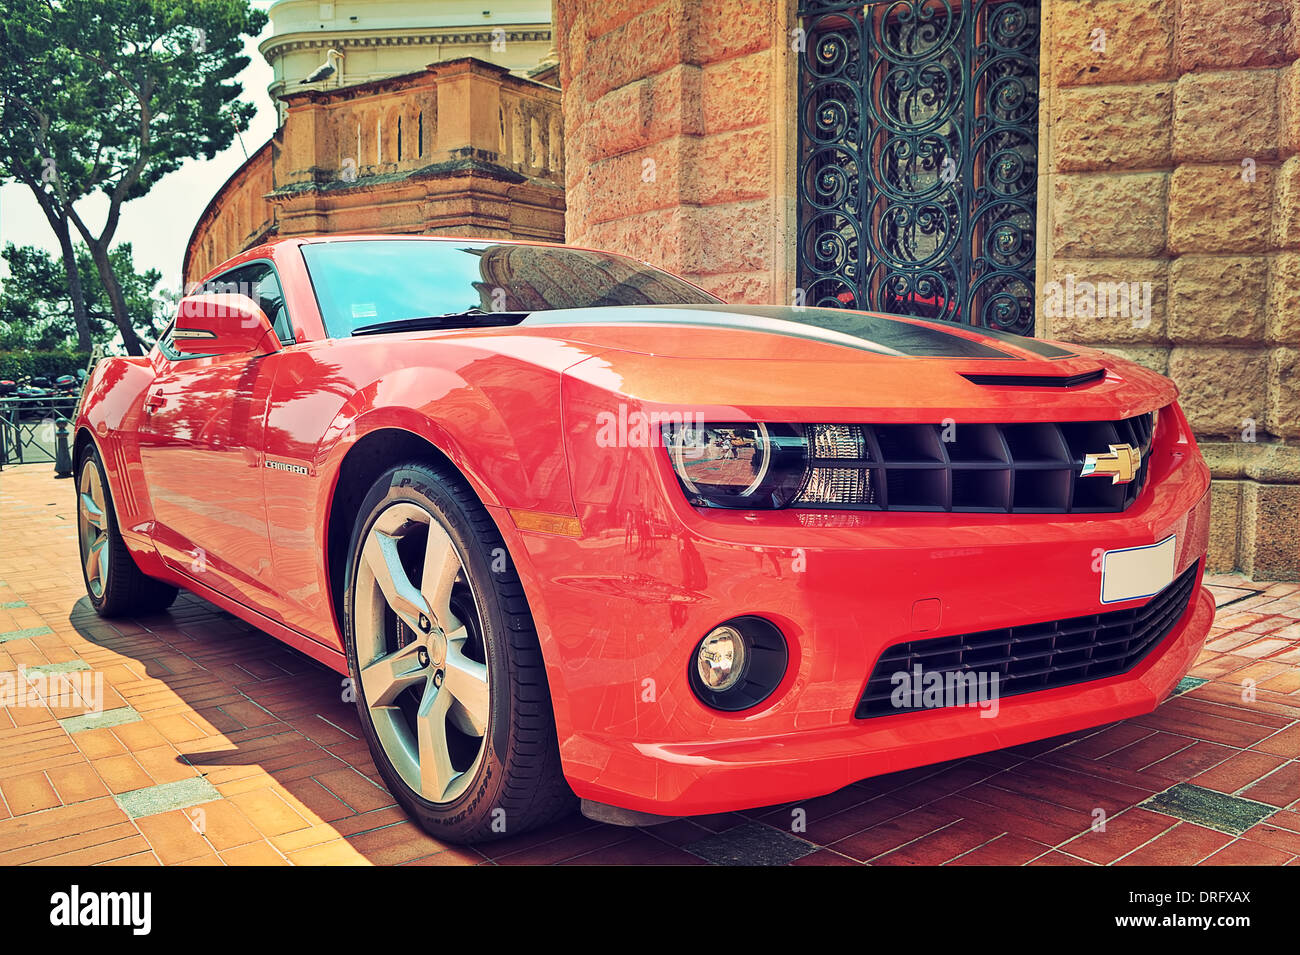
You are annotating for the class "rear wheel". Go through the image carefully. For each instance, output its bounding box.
[343,462,573,843]
[77,446,178,617]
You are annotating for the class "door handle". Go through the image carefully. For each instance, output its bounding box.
[145,389,165,414]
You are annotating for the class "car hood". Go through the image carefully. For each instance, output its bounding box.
[396,304,1177,422]
[522,304,1075,362]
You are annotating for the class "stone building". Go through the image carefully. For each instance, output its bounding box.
[184,1,562,284]
[553,0,1299,579]
[261,0,554,123]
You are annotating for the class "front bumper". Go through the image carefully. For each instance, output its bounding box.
[499,402,1214,817]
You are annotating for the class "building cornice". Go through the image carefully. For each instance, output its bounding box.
[259,25,551,59]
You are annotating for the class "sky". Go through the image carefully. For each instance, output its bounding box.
[0,1,277,292]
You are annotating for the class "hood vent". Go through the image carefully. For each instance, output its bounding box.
[962,369,1106,388]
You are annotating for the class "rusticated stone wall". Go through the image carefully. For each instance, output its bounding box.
[1038,0,1299,578]
[554,0,796,304]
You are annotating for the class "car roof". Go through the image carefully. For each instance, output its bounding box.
[281,234,576,250]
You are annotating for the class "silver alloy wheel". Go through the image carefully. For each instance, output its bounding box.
[78,461,110,599]
[354,501,490,804]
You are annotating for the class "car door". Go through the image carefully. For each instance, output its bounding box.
[136,260,294,619]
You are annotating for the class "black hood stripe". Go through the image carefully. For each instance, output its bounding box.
[524,304,1040,360]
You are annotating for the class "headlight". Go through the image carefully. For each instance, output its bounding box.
[662,422,808,508]
[661,421,881,509]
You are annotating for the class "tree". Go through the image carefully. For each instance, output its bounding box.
[0,0,267,355]
[0,241,166,350]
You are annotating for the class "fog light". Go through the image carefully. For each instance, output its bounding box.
[696,625,747,691]
[688,616,789,712]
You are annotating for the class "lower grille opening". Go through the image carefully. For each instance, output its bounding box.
[855,561,1201,719]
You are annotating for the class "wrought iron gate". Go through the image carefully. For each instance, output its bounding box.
[797,0,1040,334]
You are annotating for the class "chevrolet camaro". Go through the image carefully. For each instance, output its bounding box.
[73,235,1213,843]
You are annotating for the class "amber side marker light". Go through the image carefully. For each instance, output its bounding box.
[509,509,583,537]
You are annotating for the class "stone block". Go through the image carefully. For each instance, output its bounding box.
[1168,255,1268,345]
[1167,164,1272,253]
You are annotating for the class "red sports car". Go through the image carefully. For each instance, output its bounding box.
[73,235,1213,843]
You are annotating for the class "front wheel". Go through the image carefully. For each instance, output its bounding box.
[342,462,574,843]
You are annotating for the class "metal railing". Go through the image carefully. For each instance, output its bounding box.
[0,395,79,468]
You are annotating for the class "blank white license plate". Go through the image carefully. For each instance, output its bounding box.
[1100,534,1177,604]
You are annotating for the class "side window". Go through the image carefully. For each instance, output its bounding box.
[157,318,185,360]
[203,262,295,346]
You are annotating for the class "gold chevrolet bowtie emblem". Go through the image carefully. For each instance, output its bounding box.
[1081,443,1141,485]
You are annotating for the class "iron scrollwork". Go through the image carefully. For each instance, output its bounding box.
[797,0,1040,335]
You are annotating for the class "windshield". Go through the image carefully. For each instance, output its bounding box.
[301,239,721,337]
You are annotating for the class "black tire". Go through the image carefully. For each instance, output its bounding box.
[76,445,178,618]
[343,461,574,843]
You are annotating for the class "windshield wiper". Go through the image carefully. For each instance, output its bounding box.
[351,309,531,336]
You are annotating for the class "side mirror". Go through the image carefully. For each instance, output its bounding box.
[173,293,281,357]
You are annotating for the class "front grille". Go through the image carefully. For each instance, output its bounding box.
[794,410,1158,513]
[855,561,1200,719]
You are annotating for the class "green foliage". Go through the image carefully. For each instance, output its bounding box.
[0,242,165,350]
[0,0,269,199]
[0,350,91,382]
[0,0,268,353]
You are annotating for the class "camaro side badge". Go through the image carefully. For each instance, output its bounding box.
[265,460,309,476]
[1081,444,1141,485]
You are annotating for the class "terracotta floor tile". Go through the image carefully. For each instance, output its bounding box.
[228,787,314,837]
[112,720,169,751]
[1239,811,1300,856]
[288,839,369,865]
[92,754,154,795]
[829,806,962,862]
[219,841,289,866]
[131,744,200,785]
[1192,750,1288,795]
[1114,822,1233,865]
[46,762,109,804]
[135,809,214,864]
[74,727,129,760]
[1239,762,1300,808]
[194,798,263,851]
[0,771,59,814]
[1056,807,1177,865]
[948,833,1053,865]
[1252,723,1300,759]
[1200,838,1295,865]
[871,817,1003,865]
[312,766,395,814]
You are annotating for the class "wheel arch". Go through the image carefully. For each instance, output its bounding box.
[73,425,98,468]
[322,427,551,670]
